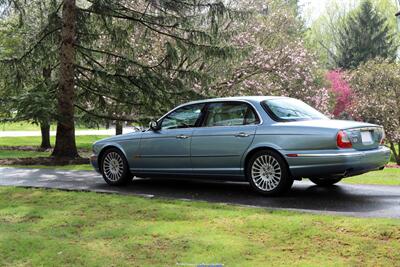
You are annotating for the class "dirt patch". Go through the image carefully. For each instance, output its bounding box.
[0,157,89,166]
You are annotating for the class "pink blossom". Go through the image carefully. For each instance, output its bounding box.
[326,70,353,118]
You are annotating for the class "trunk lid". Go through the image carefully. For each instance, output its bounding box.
[275,119,384,150]
[344,126,384,150]
[275,119,376,129]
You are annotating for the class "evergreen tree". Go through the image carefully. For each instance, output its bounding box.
[0,0,236,159]
[337,0,396,69]
[0,0,60,149]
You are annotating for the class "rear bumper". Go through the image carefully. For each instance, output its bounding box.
[284,146,391,178]
[90,154,100,173]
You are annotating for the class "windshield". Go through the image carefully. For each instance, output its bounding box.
[263,98,327,121]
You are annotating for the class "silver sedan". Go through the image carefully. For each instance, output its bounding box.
[91,96,391,196]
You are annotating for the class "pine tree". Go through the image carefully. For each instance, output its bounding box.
[52,0,78,158]
[0,0,237,159]
[0,0,60,150]
[337,0,397,69]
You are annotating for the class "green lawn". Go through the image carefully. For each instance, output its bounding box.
[0,135,109,150]
[0,187,399,266]
[0,150,50,159]
[343,168,400,186]
[0,122,105,131]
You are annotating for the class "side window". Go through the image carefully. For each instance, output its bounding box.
[244,106,259,125]
[161,104,204,130]
[203,102,259,127]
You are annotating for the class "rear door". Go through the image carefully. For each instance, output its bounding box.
[191,101,260,176]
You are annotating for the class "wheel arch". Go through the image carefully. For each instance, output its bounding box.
[97,144,129,172]
[243,146,291,176]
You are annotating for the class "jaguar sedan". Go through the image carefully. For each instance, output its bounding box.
[90,96,391,196]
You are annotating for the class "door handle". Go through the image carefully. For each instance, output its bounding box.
[235,132,250,138]
[176,134,190,139]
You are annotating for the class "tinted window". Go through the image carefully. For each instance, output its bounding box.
[161,104,204,130]
[203,102,259,127]
[263,98,327,121]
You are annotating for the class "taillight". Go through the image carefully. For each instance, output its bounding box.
[337,130,352,149]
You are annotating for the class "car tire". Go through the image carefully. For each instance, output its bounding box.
[100,148,132,186]
[309,177,342,186]
[246,150,293,196]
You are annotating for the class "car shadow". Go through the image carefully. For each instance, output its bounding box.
[2,167,397,217]
[93,177,400,215]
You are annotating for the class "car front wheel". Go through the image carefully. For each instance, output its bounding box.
[101,148,132,186]
[246,150,293,196]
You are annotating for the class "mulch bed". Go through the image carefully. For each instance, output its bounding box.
[0,146,90,153]
[0,157,89,166]
[0,146,90,166]
[386,164,400,169]
[0,146,50,152]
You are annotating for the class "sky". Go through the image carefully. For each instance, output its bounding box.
[298,0,331,24]
[299,0,400,25]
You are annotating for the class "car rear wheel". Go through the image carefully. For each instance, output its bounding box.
[101,148,132,186]
[309,177,342,187]
[246,150,293,196]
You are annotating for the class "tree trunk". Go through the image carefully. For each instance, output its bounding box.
[389,142,400,165]
[52,0,78,159]
[115,121,123,135]
[40,122,52,150]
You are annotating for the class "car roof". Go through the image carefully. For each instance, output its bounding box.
[184,96,289,106]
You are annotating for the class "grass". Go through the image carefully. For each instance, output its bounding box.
[0,122,105,131]
[0,150,50,159]
[0,187,399,266]
[0,135,107,170]
[343,168,400,186]
[0,135,109,150]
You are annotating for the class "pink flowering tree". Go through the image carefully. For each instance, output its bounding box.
[199,1,333,115]
[348,59,400,165]
[326,70,353,118]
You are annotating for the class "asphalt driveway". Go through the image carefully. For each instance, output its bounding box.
[0,167,399,218]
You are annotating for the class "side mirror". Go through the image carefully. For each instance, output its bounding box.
[149,120,161,131]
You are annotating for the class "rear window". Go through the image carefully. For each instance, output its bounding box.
[262,98,327,122]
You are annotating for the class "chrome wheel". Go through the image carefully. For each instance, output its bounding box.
[103,152,124,182]
[251,155,282,191]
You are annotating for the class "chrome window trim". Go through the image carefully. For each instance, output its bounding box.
[156,100,264,130]
[199,101,262,128]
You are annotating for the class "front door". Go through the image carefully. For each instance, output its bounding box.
[134,103,205,174]
[191,101,260,176]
